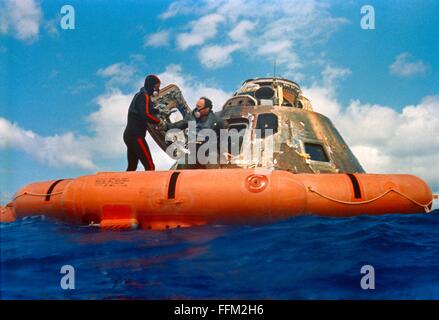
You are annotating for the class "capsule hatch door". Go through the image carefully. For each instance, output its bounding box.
[145,84,191,155]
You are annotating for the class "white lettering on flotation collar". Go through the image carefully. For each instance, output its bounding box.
[60,265,75,290]
[360,265,375,290]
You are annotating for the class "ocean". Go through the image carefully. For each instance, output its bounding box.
[1,211,439,299]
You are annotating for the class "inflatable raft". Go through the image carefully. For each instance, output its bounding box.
[0,169,434,230]
[1,78,437,229]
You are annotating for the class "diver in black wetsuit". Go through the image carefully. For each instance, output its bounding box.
[123,74,164,171]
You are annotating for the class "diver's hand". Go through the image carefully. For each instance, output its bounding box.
[157,119,167,131]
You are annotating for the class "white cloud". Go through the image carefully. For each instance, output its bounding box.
[303,66,351,119]
[160,0,205,20]
[321,66,351,87]
[97,62,137,87]
[304,68,439,195]
[336,101,399,146]
[0,64,231,172]
[0,117,96,170]
[0,94,174,172]
[198,43,241,69]
[0,10,8,34]
[176,13,225,50]
[257,40,301,71]
[44,17,60,37]
[389,52,429,77]
[158,64,231,111]
[163,0,347,72]
[70,79,96,95]
[87,90,132,157]
[1,0,42,42]
[91,63,230,166]
[193,18,255,69]
[337,97,439,160]
[144,30,170,47]
[228,20,256,42]
[304,85,341,119]
[87,89,175,170]
[257,40,291,55]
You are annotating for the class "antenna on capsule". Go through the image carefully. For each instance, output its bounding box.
[273,60,277,78]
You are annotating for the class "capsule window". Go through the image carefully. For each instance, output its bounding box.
[256,113,278,138]
[304,143,329,162]
[227,123,247,156]
[223,96,256,108]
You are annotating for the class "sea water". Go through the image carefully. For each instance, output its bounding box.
[1,211,439,299]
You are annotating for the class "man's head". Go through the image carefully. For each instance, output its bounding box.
[144,75,161,96]
[194,97,213,118]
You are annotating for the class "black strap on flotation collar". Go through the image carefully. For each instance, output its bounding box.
[346,174,362,199]
[45,179,65,201]
[167,172,180,199]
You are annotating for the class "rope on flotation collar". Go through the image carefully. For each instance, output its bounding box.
[307,187,434,213]
[12,191,64,201]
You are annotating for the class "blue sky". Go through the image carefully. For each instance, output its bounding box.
[1,0,439,203]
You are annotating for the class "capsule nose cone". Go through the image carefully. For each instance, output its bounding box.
[0,203,16,223]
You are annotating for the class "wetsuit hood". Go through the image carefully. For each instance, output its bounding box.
[144,75,161,96]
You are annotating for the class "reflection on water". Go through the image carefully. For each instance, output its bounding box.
[1,211,439,299]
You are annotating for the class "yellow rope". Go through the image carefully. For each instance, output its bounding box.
[308,186,434,213]
[13,191,64,201]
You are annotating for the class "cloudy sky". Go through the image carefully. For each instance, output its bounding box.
[1,0,439,204]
